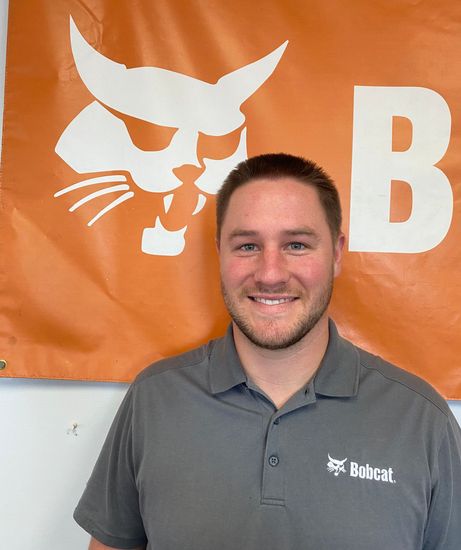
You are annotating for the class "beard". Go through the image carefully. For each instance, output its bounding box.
[221,272,334,351]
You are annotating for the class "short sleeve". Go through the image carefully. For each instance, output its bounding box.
[74,385,147,549]
[423,411,461,549]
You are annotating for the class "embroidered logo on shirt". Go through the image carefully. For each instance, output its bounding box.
[327,454,348,476]
[327,454,397,484]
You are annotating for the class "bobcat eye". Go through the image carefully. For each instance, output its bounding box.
[197,126,243,160]
[107,106,177,151]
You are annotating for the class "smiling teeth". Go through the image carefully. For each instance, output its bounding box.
[253,297,292,305]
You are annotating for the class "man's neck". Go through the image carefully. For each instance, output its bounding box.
[232,316,330,409]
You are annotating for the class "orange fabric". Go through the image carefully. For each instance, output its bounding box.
[1,0,460,398]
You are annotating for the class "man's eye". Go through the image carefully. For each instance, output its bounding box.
[288,242,307,251]
[239,244,257,252]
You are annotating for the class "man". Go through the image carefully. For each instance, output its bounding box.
[76,153,461,549]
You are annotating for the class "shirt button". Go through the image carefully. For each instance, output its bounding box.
[268,455,279,467]
[274,418,280,425]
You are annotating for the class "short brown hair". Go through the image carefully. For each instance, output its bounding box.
[216,153,342,241]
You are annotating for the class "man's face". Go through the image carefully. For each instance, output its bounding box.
[218,177,344,350]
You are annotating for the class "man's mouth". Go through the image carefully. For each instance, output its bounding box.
[250,296,297,305]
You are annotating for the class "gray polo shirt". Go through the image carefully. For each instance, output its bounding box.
[74,321,461,549]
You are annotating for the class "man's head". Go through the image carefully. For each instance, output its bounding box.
[216,153,344,350]
[216,153,342,244]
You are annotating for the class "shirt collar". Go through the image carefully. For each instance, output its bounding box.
[209,325,247,394]
[313,319,360,397]
[209,320,360,398]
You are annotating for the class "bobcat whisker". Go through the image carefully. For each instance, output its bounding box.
[69,184,130,212]
[54,175,127,197]
[88,192,135,227]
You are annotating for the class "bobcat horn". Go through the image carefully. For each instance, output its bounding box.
[217,41,288,103]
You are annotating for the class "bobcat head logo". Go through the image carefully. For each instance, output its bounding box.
[54,16,288,256]
[327,454,348,476]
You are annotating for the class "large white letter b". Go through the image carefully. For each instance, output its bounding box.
[349,86,453,253]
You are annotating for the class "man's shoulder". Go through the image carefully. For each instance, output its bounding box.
[355,343,451,418]
[133,337,220,384]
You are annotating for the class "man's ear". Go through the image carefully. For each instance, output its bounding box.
[333,232,345,278]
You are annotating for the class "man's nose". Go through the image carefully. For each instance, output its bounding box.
[173,164,204,184]
[254,249,289,287]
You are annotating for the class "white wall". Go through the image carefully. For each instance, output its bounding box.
[0,379,128,549]
[0,2,460,549]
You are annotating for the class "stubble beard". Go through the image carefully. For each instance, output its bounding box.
[221,273,334,351]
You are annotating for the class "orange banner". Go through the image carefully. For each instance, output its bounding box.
[1,0,460,398]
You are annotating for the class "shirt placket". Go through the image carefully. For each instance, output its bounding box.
[261,410,285,505]
[254,383,316,506]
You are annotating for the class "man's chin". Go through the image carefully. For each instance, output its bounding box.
[234,321,315,350]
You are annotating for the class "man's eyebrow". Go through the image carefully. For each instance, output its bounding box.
[283,227,319,238]
[228,229,259,239]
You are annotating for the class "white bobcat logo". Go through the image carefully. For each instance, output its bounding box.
[327,454,348,476]
[54,16,287,256]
